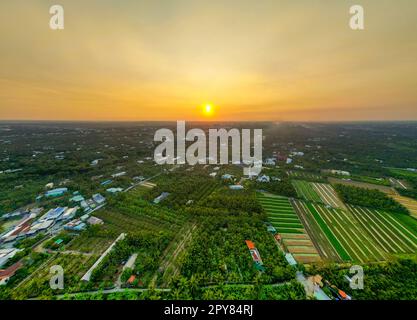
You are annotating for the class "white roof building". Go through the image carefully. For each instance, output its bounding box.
[106,187,123,194]
[330,170,350,176]
[257,175,271,183]
[45,182,54,189]
[60,207,78,221]
[291,151,305,157]
[28,220,54,235]
[229,185,244,190]
[111,171,126,178]
[92,193,106,204]
[87,216,104,225]
[264,158,276,166]
[0,248,22,268]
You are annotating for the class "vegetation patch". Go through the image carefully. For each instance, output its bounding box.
[335,184,409,214]
[292,180,322,203]
[309,258,417,300]
[180,216,294,285]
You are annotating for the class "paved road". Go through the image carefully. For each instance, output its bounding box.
[46,287,172,300]
[38,280,293,300]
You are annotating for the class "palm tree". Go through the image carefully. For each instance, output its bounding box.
[189,274,200,298]
[202,289,217,300]
[171,288,182,299]
[178,276,189,292]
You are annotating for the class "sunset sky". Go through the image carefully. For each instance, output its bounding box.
[0,0,416,121]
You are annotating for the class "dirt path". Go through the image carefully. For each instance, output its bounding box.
[150,223,197,287]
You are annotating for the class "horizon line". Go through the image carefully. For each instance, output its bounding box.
[1,119,417,124]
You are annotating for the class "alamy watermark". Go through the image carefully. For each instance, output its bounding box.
[153,121,263,176]
[49,4,364,31]
[349,5,365,30]
[49,5,64,30]
[349,265,364,290]
[49,265,64,290]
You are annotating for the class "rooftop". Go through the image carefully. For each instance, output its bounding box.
[0,261,23,280]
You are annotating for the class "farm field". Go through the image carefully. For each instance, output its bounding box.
[347,205,417,255]
[311,183,346,209]
[258,193,321,264]
[390,195,417,219]
[389,168,417,179]
[94,190,187,236]
[140,181,156,188]
[350,175,391,186]
[96,208,181,235]
[194,181,219,204]
[301,202,387,263]
[68,190,190,259]
[66,233,114,255]
[12,253,98,299]
[287,170,323,181]
[292,180,322,203]
[292,200,342,262]
[258,193,304,234]
[155,222,198,287]
[279,233,321,264]
[388,178,409,190]
[328,177,397,195]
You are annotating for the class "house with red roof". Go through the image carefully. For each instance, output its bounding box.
[0,261,23,286]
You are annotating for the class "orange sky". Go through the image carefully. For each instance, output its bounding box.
[0,0,417,121]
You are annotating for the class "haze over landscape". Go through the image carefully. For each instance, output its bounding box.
[0,0,417,121]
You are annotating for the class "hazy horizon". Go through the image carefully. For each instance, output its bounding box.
[2,119,417,125]
[1,0,417,122]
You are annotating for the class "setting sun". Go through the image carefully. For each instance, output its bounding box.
[203,104,214,116]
